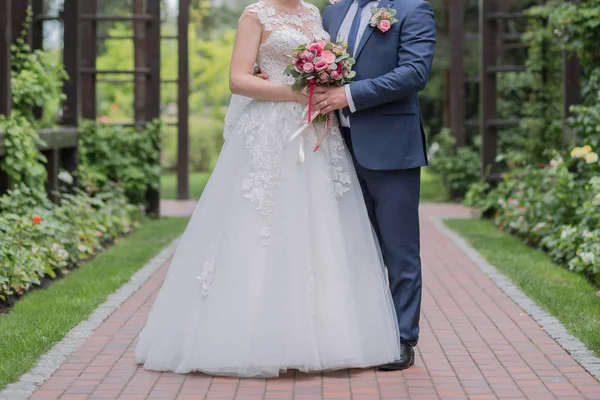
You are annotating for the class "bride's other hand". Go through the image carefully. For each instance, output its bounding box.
[253,67,269,80]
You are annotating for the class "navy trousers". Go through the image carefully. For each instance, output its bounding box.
[342,128,422,346]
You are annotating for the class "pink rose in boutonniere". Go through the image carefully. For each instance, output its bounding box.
[369,6,398,33]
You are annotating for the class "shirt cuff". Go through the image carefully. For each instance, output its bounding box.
[345,85,356,113]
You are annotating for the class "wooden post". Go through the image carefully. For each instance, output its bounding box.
[146,0,161,215]
[449,0,466,147]
[0,0,11,117]
[80,0,97,120]
[31,0,44,51]
[133,0,147,124]
[443,68,450,128]
[44,148,59,202]
[0,0,11,193]
[562,51,580,144]
[62,0,80,126]
[11,0,30,47]
[479,0,498,178]
[177,0,190,200]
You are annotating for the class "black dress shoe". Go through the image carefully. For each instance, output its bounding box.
[379,343,415,371]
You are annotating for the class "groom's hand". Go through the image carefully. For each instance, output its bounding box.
[313,86,349,115]
[253,67,269,80]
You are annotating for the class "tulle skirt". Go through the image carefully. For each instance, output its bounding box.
[135,100,400,377]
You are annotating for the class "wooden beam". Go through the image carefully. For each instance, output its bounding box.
[80,0,97,120]
[62,0,80,126]
[177,0,190,200]
[448,0,466,147]
[480,0,499,178]
[0,0,12,117]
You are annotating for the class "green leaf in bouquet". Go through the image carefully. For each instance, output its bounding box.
[291,82,300,92]
[346,71,357,79]
[284,65,294,75]
[335,54,349,62]
[329,63,338,70]
[324,42,334,50]
[291,69,301,78]
[346,57,356,65]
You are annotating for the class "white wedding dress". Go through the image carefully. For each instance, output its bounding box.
[135,0,400,377]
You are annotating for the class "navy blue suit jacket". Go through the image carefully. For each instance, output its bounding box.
[322,0,436,170]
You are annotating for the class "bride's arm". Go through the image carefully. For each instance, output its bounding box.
[229,12,306,103]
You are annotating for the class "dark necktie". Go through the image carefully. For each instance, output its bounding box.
[347,0,372,56]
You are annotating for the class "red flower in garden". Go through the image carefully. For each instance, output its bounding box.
[32,216,42,225]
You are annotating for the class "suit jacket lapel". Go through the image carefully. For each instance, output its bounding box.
[329,0,353,44]
[354,0,392,59]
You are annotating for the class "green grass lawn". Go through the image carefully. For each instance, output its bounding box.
[161,172,210,200]
[446,219,600,357]
[161,168,447,203]
[0,218,189,390]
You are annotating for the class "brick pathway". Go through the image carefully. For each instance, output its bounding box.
[29,204,600,400]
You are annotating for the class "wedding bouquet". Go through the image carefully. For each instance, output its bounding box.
[285,40,355,153]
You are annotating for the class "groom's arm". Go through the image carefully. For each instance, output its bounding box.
[348,1,436,111]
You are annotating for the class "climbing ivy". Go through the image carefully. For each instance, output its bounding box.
[0,113,47,195]
[10,7,68,124]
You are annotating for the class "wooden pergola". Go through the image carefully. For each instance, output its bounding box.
[0,0,193,213]
[444,0,581,182]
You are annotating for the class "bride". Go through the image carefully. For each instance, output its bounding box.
[135,0,400,377]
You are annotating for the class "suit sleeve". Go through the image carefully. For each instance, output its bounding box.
[347,1,436,111]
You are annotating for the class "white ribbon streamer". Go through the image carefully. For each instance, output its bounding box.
[289,107,320,163]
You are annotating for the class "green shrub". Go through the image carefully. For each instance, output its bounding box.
[428,128,480,196]
[479,148,599,281]
[78,120,161,205]
[0,184,143,302]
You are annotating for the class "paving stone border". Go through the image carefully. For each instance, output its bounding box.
[432,216,600,380]
[0,237,181,400]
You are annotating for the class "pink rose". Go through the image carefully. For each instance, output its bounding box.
[319,72,330,83]
[330,70,342,81]
[378,20,391,33]
[302,62,315,74]
[317,40,328,49]
[308,43,323,56]
[313,57,328,72]
[321,50,336,65]
[295,59,305,70]
[300,50,314,61]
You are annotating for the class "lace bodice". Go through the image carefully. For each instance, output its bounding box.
[242,1,329,84]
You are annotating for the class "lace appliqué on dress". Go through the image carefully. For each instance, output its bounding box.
[197,260,216,297]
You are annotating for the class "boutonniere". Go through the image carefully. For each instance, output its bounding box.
[369,6,398,33]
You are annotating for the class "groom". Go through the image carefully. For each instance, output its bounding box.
[314,0,436,371]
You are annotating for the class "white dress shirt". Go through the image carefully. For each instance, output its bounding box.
[337,0,380,127]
